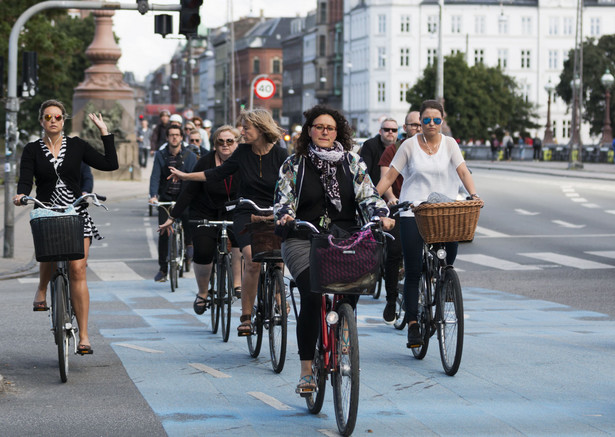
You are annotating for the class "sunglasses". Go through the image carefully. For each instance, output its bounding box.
[422,117,442,125]
[217,138,236,145]
[381,127,398,133]
[43,114,63,122]
[406,123,421,129]
[312,124,337,132]
[189,138,201,143]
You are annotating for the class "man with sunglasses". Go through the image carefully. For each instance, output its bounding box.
[187,131,208,159]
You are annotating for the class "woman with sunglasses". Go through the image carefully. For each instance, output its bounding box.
[160,125,243,314]
[376,99,478,349]
[168,109,287,336]
[13,99,118,355]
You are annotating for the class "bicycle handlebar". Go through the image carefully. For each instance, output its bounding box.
[20,193,108,211]
[225,197,273,214]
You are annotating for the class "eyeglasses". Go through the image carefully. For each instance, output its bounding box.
[184,127,192,131]
[217,138,236,145]
[406,123,421,129]
[189,138,201,144]
[381,127,398,133]
[311,124,337,132]
[168,133,182,138]
[422,117,442,125]
[43,114,63,122]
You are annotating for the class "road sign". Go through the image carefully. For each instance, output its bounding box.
[254,78,276,100]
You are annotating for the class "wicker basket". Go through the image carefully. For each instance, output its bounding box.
[30,214,85,262]
[244,221,282,262]
[412,199,484,244]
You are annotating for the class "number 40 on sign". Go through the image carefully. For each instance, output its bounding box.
[254,78,276,100]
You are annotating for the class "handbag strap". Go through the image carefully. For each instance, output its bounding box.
[327,229,372,250]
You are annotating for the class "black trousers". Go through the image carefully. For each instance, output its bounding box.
[157,202,192,272]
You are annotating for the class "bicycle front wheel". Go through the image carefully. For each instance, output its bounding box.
[169,235,178,292]
[52,274,70,383]
[268,268,287,373]
[177,228,185,278]
[209,261,220,333]
[332,303,360,437]
[247,275,264,358]
[393,291,406,330]
[437,268,464,376]
[411,271,432,359]
[219,255,233,343]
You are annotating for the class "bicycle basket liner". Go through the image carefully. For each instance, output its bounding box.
[309,229,383,295]
[30,213,85,262]
[244,221,282,262]
[411,199,484,244]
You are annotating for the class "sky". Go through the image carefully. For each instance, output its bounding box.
[113,0,316,82]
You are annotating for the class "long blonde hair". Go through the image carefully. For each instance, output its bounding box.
[237,109,285,144]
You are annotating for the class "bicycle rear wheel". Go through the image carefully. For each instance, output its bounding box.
[268,268,287,373]
[247,275,264,358]
[411,271,432,359]
[52,274,70,383]
[305,329,327,414]
[169,235,178,292]
[437,268,464,376]
[210,262,220,333]
[219,255,233,343]
[332,303,360,437]
[177,228,185,278]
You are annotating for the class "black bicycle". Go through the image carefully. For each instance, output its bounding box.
[153,201,185,292]
[22,193,108,382]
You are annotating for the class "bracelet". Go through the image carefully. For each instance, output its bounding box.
[470,193,480,199]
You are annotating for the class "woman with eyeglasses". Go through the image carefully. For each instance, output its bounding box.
[376,99,478,349]
[13,99,118,355]
[168,109,287,336]
[160,125,242,314]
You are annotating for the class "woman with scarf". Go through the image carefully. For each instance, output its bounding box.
[274,105,394,394]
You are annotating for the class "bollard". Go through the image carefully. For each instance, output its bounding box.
[608,150,614,164]
[543,148,552,161]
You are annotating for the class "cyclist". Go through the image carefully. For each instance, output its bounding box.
[13,99,119,354]
[159,125,242,314]
[168,109,287,336]
[274,105,393,394]
[376,99,479,349]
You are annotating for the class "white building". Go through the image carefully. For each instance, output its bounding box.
[343,0,615,142]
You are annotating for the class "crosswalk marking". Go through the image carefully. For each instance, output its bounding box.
[88,261,144,281]
[456,254,540,270]
[606,210,615,215]
[581,203,601,208]
[551,220,585,228]
[570,197,587,202]
[519,252,614,269]
[247,391,294,411]
[586,251,615,259]
[474,226,508,237]
[189,363,231,378]
[515,209,540,216]
[115,343,164,353]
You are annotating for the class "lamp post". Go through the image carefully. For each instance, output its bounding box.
[543,79,555,144]
[568,76,583,169]
[600,68,614,146]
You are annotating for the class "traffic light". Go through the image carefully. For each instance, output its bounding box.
[155,14,173,37]
[179,0,202,37]
[20,51,38,98]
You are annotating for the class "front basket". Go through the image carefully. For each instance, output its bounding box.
[412,199,484,244]
[30,215,85,262]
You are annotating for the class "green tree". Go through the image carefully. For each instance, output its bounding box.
[556,35,615,137]
[406,53,538,141]
[1,1,94,135]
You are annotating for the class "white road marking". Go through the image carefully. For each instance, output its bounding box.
[605,210,615,215]
[89,242,109,249]
[115,343,164,353]
[18,278,39,284]
[189,363,231,378]
[519,252,614,269]
[145,219,158,260]
[561,187,575,192]
[551,220,585,228]
[570,197,587,202]
[586,251,615,260]
[456,254,540,270]
[319,430,341,437]
[565,192,580,197]
[581,203,600,208]
[474,226,508,237]
[247,391,294,411]
[88,261,144,281]
[514,209,540,216]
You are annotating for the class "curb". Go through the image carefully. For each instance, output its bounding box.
[469,163,615,181]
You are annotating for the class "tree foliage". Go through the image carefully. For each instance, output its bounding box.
[406,53,538,141]
[556,35,615,137]
[1,1,94,135]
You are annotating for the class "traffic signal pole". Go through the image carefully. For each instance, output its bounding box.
[3,1,181,258]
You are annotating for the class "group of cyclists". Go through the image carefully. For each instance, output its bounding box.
[15,98,479,399]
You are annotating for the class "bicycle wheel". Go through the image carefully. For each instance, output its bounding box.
[268,267,287,373]
[247,273,264,358]
[52,274,70,383]
[305,329,327,414]
[411,271,432,359]
[332,303,360,437]
[169,234,178,292]
[393,291,406,330]
[219,255,233,343]
[177,228,185,278]
[209,261,220,334]
[372,269,383,300]
[437,268,464,376]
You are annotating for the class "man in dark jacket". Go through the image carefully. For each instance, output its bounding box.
[149,125,197,282]
[150,109,171,154]
[360,118,399,187]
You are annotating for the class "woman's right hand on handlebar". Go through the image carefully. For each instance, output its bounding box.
[276,214,295,227]
[12,194,25,206]
[158,218,174,235]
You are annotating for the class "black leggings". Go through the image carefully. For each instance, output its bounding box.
[399,217,458,322]
[384,219,402,302]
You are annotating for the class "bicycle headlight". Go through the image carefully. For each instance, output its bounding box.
[326,310,339,325]
[437,248,447,260]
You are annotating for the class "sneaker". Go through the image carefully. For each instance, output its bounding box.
[406,323,424,348]
[383,302,396,325]
[154,271,167,282]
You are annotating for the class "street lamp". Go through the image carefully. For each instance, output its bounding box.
[543,79,555,144]
[600,68,614,146]
[568,76,583,169]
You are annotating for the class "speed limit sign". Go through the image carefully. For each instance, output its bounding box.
[254,78,276,100]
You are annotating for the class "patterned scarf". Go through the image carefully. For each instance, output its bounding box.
[307,141,345,212]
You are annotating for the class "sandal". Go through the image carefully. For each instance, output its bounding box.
[233,286,242,299]
[237,314,252,337]
[77,344,94,355]
[33,301,49,312]
[193,294,210,315]
[295,375,316,395]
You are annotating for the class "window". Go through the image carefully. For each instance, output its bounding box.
[272,108,280,121]
[427,15,438,33]
[522,16,532,34]
[427,48,437,66]
[521,83,530,103]
[319,1,327,24]
[549,17,559,35]
[548,50,559,69]
[400,83,410,102]
[474,49,484,65]
[377,82,386,103]
[378,14,386,34]
[475,16,485,34]
[590,17,601,36]
[450,48,462,56]
[497,49,508,69]
[319,35,326,56]
[521,50,531,69]
[253,57,260,74]
[451,15,461,34]
[563,17,573,35]
[400,48,410,67]
[272,58,281,74]
[562,120,570,138]
[378,47,386,68]
[498,16,508,34]
[401,15,411,33]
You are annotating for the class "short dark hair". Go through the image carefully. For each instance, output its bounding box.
[39,99,67,121]
[166,125,182,137]
[419,100,444,118]
[296,105,354,155]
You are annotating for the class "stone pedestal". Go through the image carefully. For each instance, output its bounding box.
[72,10,140,181]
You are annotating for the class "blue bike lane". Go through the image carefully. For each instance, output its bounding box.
[90,278,615,436]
